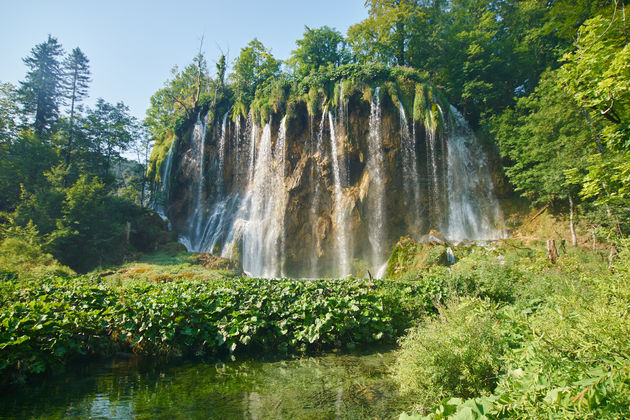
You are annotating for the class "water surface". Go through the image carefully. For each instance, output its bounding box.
[1,349,408,419]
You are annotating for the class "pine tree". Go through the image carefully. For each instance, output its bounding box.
[18,35,65,136]
[63,47,91,163]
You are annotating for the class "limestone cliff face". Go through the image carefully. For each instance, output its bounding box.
[156,86,504,278]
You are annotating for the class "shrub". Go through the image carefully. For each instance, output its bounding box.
[449,254,526,303]
[393,298,506,411]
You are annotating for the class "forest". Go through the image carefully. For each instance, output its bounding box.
[0,0,629,418]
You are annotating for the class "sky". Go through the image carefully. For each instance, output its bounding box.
[1,0,368,120]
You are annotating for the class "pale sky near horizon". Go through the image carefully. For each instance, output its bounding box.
[1,1,368,120]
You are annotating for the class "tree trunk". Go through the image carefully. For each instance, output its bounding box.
[546,239,558,263]
[568,193,578,247]
[66,71,78,165]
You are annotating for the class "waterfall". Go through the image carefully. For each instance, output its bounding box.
[445,106,505,241]
[366,88,387,274]
[233,117,241,186]
[216,112,228,196]
[155,139,176,220]
[309,108,327,278]
[246,112,258,185]
[193,112,238,254]
[275,116,287,277]
[223,118,288,278]
[425,109,441,225]
[242,122,277,277]
[398,101,422,232]
[184,111,210,251]
[328,111,351,277]
[166,84,505,279]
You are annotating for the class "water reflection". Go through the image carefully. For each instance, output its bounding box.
[1,349,408,419]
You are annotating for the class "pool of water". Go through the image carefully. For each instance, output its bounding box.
[0,348,410,419]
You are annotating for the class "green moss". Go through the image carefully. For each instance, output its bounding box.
[413,84,427,121]
[421,245,447,267]
[147,129,176,184]
[362,85,373,103]
[386,237,423,278]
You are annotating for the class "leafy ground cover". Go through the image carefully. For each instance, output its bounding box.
[0,251,435,387]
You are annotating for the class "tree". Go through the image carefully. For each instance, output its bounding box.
[18,35,65,136]
[289,26,350,76]
[0,130,58,213]
[145,55,212,139]
[216,54,226,89]
[230,39,280,108]
[63,47,91,163]
[84,99,137,179]
[558,3,629,235]
[128,124,153,207]
[47,174,125,271]
[0,82,19,143]
[347,0,424,66]
[493,71,595,244]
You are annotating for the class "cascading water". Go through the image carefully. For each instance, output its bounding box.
[195,113,239,254]
[275,117,287,277]
[247,112,258,185]
[328,111,351,277]
[309,109,328,277]
[398,101,422,231]
[366,88,387,274]
[165,84,505,279]
[425,108,442,224]
[183,111,210,251]
[445,107,505,240]
[155,140,176,220]
[216,112,228,196]
[222,119,288,278]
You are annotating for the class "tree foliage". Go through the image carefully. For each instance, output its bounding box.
[18,35,66,136]
[0,36,158,272]
[230,39,280,111]
[559,5,630,206]
[62,47,91,162]
[0,82,19,142]
[145,54,212,139]
[493,72,594,206]
[289,26,350,77]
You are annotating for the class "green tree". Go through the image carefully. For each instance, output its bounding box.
[18,35,65,136]
[84,99,137,179]
[47,174,129,271]
[493,71,596,244]
[0,131,58,213]
[0,82,19,142]
[347,0,424,66]
[216,54,226,88]
[559,4,629,235]
[145,55,212,139]
[289,26,350,76]
[230,39,280,110]
[63,47,91,163]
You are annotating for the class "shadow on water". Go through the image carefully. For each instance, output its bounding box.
[0,346,411,419]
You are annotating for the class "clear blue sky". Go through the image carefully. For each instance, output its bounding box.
[1,0,368,120]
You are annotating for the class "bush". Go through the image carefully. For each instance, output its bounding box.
[393,298,506,411]
[449,253,527,303]
[0,224,74,279]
